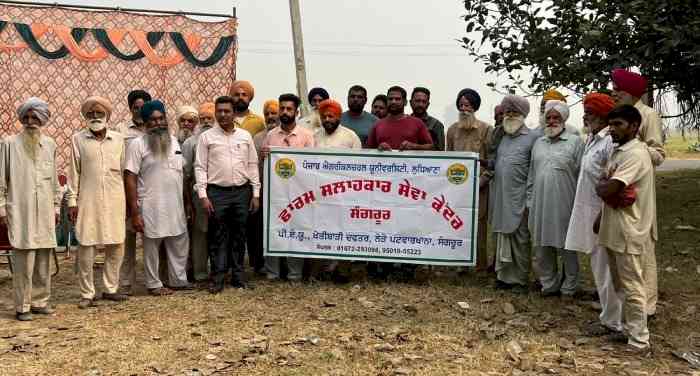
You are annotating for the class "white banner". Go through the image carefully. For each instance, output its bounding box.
[263,148,479,266]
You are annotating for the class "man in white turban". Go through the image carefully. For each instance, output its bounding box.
[527,100,584,297]
[1,97,61,321]
[176,105,199,144]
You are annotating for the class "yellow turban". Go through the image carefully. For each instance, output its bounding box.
[263,99,279,113]
[543,89,566,103]
[229,80,255,100]
[198,102,215,118]
[80,96,113,121]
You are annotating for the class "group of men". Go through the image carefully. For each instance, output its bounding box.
[0,70,661,353]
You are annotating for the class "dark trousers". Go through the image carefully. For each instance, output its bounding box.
[207,184,251,285]
[246,201,265,272]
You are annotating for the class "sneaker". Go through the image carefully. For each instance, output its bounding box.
[102,293,129,302]
[78,299,95,309]
[30,306,54,315]
[16,312,33,321]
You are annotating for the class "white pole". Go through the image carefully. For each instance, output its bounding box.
[289,0,310,117]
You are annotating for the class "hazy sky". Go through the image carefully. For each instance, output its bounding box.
[29,0,584,127]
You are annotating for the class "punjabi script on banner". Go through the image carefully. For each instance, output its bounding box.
[263,149,479,266]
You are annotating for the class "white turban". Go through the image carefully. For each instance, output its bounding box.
[17,97,50,125]
[544,100,569,122]
[177,105,198,122]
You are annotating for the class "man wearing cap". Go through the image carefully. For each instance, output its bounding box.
[527,100,584,297]
[0,97,61,321]
[565,93,622,335]
[610,68,663,320]
[446,88,493,270]
[341,85,377,147]
[229,80,266,137]
[176,105,199,144]
[117,89,152,295]
[299,87,330,131]
[125,100,191,296]
[488,95,540,292]
[410,87,445,151]
[67,96,128,308]
[182,102,215,284]
[246,99,280,276]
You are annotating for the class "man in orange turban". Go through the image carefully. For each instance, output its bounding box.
[228,80,265,137]
[610,69,663,321]
[198,102,215,130]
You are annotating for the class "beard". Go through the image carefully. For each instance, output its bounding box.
[349,103,364,113]
[21,127,42,160]
[322,120,340,135]
[387,104,403,116]
[279,114,295,126]
[88,118,106,132]
[502,115,525,135]
[458,111,477,129]
[235,100,250,112]
[177,128,194,143]
[544,124,564,138]
[146,127,172,160]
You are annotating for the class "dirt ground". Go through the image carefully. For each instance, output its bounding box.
[0,170,699,376]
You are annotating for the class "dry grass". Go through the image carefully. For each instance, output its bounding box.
[0,170,699,376]
[665,135,700,160]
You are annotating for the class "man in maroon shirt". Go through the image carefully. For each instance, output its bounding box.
[367,86,434,151]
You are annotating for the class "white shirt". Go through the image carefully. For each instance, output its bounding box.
[564,128,614,252]
[124,135,187,239]
[313,125,362,149]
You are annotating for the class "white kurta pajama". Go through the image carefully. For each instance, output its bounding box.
[125,135,189,289]
[527,129,584,295]
[0,133,61,313]
[67,130,127,300]
[564,128,622,331]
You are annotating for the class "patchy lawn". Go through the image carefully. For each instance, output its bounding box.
[665,135,700,160]
[0,170,699,376]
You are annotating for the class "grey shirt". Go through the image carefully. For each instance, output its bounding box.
[489,126,541,234]
[341,111,377,147]
[526,129,584,248]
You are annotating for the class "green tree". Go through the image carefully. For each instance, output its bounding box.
[461,0,700,127]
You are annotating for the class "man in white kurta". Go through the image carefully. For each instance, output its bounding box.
[0,98,61,321]
[125,100,190,295]
[67,96,128,309]
[564,93,622,333]
[527,101,584,297]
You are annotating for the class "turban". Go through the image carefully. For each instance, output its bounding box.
[456,88,481,111]
[17,97,50,125]
[544,100,570,122]
[141,100,166,121]
[500,95,530,117]
[80,96,113,120]
[229,80,255,100]
[308,87,330,103]
[543,89,567,103]
[611,69,647,98]
[177,105,198,121]
[263,99,279,113]
[198,102,215,118]
[318,99,342,117]
[583,93,616,118]
[127,89,151,108]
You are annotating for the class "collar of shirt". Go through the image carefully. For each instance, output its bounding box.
[616,138,640,152]
[544,128,570,143]
[85,130,114,140]
[214,124,238,135]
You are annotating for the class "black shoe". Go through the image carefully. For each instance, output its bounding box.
[495,279,514,290]
[209,282,224,294]
[231,281,253,289]
[541,290,562,298]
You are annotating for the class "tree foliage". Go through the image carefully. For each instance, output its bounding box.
[461,0,700,123]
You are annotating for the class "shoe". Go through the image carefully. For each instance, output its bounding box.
[118,286,133,296]
[585,322,616,337]
[495,279,514,290]
[209,282,224,294]
[102,293,129,302]
[607,331,628,344]
[16,312,33,321]
[541,290,562,298]
[231,281,251,290]
[618,345,652,357]
[30,306,54,315]
[78,299,95,309]
[171,283,194,291]
[147,287,174,296]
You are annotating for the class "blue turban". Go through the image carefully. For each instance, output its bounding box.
[141,100,166,120]
[456,89,481,111]
[17,97,51,125]
[307,87,330,103]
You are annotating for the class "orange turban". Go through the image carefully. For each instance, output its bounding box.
[263,99,279,113]
[543,89,566,103]
[229,80,254,100]
[610,69,647,98]
[198,102,215,118]
[318,99,342,117]
[583,93,616,118]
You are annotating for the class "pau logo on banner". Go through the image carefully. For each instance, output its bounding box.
[263,148,480,266]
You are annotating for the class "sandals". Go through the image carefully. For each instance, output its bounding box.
[148,287,174,296]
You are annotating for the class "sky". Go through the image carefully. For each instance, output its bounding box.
[28,0,584,128]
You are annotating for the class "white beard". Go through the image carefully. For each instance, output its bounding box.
[87,118,106,132]
[544,124,564,138]
[177,128,194,143]
[21,128,42,161]
[458,111,477,129]
[503,115,525,135]
[147,128,172,160]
